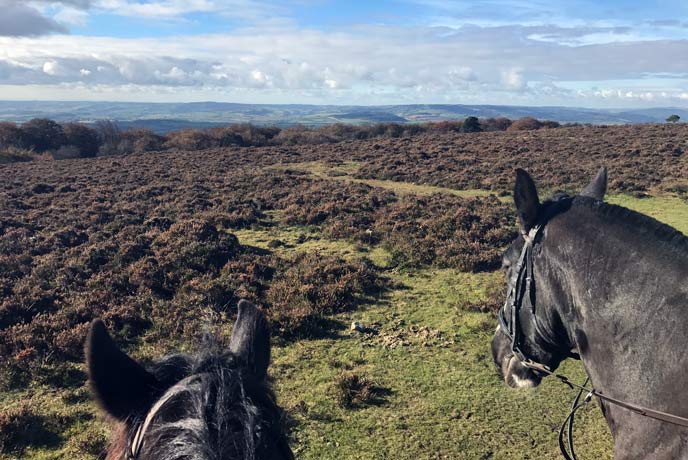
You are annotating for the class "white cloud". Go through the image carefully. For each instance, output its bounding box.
[500,68,526,91]
[95,0,215,18]
[43,61,59,75]
[91,0,278,20]
[53,6,89,26]
[1,23,688,106]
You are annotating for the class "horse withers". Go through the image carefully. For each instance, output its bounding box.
[86,300,294,460]
[491,168,688,459]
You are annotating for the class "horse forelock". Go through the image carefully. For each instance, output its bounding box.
[107,344,286,460]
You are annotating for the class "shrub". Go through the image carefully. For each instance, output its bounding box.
[540,120,561,129]
[318,123,364,139]
[95,120,122,156]
[21,118,65,152]
[165,129,214,150]
[0,402,59,454]
[374,195,515,271]
[430,120,464,132]
[508,117,542,131]
[62,123,100,158]
[266,253,387,336]
[0,122,27,149]
[274,125,335,145]
[462,116,482,133]
[207,126,245,147]
[52,145,82,160]
[481,117,512,131]
[121,128,165,153]
[234,124,279,146]
[94,120,120,144]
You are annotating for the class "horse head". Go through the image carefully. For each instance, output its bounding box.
[86,300,293,460]
[491,167,607,389]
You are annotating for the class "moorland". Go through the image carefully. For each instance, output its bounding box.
[0,121,687,459]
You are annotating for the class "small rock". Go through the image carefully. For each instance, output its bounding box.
[350,321,364,332]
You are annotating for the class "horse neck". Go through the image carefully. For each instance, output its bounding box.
[540,208,688,404]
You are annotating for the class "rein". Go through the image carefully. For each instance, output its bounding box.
[498,223,688,459]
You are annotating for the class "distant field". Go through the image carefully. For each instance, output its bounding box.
[2,101,688,130]
[0,124,686,459]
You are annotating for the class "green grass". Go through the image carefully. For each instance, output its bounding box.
[608,194,688,235]
[270,264,613,460]
[0,387,107,460]
[231,218,614,459]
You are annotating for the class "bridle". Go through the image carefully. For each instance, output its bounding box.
[497,219,688,460]
[497,223,564,374]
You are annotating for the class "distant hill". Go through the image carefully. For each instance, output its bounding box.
[0,100,685,133]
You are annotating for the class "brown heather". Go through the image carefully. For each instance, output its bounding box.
[0,122,685,396]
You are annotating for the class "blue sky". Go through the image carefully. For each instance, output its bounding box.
[0,0,687,107]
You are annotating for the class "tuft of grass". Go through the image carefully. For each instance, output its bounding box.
[334,373,389,409]
[0,147,36,164]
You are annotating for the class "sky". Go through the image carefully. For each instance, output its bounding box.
[0,0,687,107]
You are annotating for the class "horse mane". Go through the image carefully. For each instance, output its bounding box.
[112,335,289,460]
[571,195,688,255]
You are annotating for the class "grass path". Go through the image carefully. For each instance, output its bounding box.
[269,161,688,231]
[269,161,500,199]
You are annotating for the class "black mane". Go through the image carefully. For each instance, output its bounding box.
[131,336,291,460]
[572,195,688,255]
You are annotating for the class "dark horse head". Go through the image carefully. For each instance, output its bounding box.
[491,167,688,459]
[86,300,294,460]
[490,168,609,388]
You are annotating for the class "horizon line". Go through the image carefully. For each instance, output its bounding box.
[0,99,685,112]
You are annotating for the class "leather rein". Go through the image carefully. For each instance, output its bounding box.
[498,224,688,459]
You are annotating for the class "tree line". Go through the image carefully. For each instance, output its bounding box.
[0,116,562,163]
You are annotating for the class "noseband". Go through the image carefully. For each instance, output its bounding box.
[497,218,688,460]
[497,224,551,372]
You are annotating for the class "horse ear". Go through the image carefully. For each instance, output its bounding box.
[513,169,541,232]
[229,300,270,380]
[580,166,607,201]
[85,319,161,421]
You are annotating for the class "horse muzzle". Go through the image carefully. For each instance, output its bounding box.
[492,327,543,389]
[503,355,543,389]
